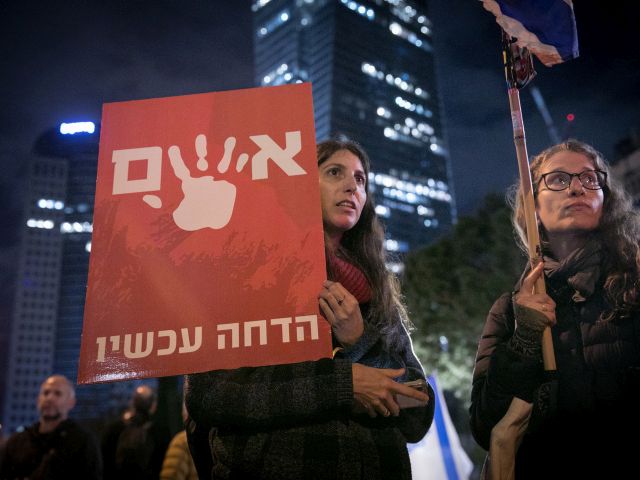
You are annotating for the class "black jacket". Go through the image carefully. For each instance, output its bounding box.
[0,419,102,480]
[470,247,640,478]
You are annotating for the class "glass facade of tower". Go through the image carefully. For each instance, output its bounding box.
[1,156,67,433]
[38,126,143,421]
[0,125,142,433]
[253,0,456,252]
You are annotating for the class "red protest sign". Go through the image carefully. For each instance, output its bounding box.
[78,84,331,384]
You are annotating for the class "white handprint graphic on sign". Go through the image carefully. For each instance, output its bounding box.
[167,135,248,230]
[111,131,305,232]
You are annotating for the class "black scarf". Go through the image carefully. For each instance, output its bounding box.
[542,236,603,303]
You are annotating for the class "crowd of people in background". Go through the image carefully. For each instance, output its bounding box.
[0,375,195,480]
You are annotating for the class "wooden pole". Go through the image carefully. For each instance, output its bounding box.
[507,87,556,371]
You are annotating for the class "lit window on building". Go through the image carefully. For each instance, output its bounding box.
[262,63,294,86]
[340,0,375,20]
[387,261,404,274]
[388,22,431,52]
[384,238,409,253]
[372,172,451,203]
[60,222,93,234]
[257,9,291,37]
[26,219,55,230]
[361,63,429,100]
[375,205,391,218]
[423,218,439,228]
[394,96,432,118]
[37,198,65,210]
[383,127,399,140]
[251,0,273,12]
[376,106,392,118]
[386,0,432,34]
[429,142,447,156]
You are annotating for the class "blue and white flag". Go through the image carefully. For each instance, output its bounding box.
[408,374,473,480]
[482,0,579,66]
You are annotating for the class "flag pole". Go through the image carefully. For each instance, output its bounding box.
[481,0,580,471]
[482,33,559,480]
[502,32,556,371]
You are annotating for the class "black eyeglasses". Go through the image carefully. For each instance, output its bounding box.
[537,170,607,192]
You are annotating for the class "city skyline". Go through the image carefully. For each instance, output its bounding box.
[1,1,638,242]
[0,0,638,431]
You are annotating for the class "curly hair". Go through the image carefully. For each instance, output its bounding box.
[317,138,409,347]
[510,139,640,320]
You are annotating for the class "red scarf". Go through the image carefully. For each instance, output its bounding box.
[328,253,372,304]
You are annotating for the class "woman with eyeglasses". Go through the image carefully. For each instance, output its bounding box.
[470,139,640,478]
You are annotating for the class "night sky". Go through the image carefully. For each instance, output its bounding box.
[1,0,639,260]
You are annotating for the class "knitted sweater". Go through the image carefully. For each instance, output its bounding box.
[185,320,433,480]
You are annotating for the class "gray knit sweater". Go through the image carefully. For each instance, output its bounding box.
[185,321,434,479]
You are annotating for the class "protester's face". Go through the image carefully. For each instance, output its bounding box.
[536,151,604,235]
[37,376,76,422]
[319,149,367,240]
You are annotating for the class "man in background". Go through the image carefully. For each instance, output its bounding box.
[102,384,169,480]
[0,374,102,479]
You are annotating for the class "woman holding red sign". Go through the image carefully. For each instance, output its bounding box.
[185,138,433,479]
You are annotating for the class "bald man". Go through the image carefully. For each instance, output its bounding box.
[0,375,102,480]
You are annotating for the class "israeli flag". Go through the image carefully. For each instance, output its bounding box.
[482,0,579,66]
[409,374,474,480]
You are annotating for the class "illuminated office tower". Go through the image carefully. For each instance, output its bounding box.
[35,123,140,420]
[34,123,106,420]
[0,123,138,433]
[1,155,68,433]
[253,0,456,254]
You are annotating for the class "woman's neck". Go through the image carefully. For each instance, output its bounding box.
[546,231,590,260]
[324,231,342,253]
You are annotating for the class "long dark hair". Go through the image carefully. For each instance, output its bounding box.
[510,139,640,319]
[317,138,409,346]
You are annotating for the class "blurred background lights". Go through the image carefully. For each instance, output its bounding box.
[59,121,95,135]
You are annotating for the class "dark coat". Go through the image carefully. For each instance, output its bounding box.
[101,413,170,480]
[470,250,640,479]
[0,419,102,480]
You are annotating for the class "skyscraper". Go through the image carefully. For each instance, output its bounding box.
[253,0,456,254]
[1,153,68,433]
[1,123,139,433]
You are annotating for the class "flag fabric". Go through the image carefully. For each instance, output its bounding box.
[482,0,579,66]
[408,374,474,480]
[502,29,537,89]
